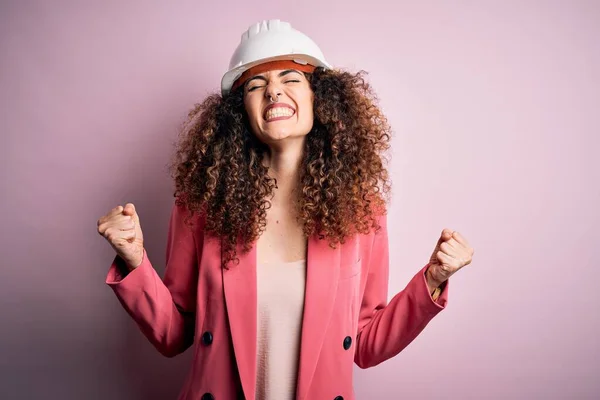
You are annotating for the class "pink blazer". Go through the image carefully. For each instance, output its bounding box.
[106,201,449,400]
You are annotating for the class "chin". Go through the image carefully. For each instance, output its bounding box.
[271,128,311,139]
[262,131,297,141]
[259,124,311,140]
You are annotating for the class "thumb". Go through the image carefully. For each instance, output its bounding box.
[434,228,453,250]
[430,228,453,264]
[123,203,140,223]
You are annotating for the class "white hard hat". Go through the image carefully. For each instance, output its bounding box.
[221,19,332,95]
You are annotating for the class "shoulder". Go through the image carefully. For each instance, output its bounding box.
[171,197,207,230]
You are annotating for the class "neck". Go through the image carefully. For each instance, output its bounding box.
[262,141,304,205]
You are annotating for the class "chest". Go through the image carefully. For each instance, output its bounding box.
[256,204,308,264]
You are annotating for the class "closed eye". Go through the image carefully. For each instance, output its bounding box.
[248,79,300,92]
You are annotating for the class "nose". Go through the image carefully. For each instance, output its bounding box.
[265,83,282,102]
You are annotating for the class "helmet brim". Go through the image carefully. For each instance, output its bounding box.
[221,54,332,95]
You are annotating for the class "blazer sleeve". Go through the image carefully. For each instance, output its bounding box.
[354,213,450,368]
[105,201,201,358]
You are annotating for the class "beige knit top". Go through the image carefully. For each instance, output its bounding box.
[255,259,307,400]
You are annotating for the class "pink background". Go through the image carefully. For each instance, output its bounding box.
[2,0,598,398]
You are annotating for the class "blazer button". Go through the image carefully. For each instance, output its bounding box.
[343,336,352,350]
[334,396,344,400]
[201,331,213,345]
[201,393,214,400]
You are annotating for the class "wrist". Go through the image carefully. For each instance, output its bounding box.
[126,250,144,272]
[425,266,443,293]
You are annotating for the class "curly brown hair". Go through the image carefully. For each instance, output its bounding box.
[167,67,392,270]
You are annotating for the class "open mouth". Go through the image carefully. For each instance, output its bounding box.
[263,104,296,122]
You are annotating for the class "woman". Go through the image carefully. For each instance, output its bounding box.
[97,19,474,400]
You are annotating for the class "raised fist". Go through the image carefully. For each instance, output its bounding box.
[97,203,144,271]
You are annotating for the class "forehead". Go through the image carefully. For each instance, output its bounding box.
[251,69,304,78]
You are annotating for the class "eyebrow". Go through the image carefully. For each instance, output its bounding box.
[245,69,303,87]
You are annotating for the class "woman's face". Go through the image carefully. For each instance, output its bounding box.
[243,68,314,144]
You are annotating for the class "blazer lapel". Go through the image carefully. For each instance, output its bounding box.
[223,242,258,400]
[295,233,340,400]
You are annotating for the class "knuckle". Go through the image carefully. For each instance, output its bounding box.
[105,229,115,241]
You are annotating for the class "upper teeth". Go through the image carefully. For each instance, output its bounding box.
[265,107,294,120]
